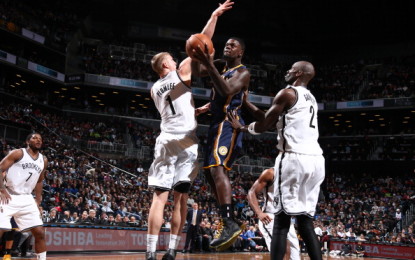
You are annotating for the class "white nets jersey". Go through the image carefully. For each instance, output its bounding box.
[5,148,45,195]
[262,177,277,214]
[276,85,323,155]
[151,71,196,134]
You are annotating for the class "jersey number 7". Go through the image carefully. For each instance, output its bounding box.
[26,172,33,182]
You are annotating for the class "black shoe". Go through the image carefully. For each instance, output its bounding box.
[181,249,188,253]
[146,251,157,260]
[210,218,242,251]
[162,249,176,260]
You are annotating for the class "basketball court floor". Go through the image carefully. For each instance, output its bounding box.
[11,251,385,260]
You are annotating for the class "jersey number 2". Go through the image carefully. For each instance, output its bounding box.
[166,95,176,115]
[309,106,316,128]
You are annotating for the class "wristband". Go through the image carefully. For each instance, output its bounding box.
[248,122,260,135]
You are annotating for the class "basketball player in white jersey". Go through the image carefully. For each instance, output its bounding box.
[145,2,234,260]
[228,61,324,260]
[0,133,48,260]
[247,168,300,260]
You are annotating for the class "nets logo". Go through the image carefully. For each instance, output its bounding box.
[273,195,279,208]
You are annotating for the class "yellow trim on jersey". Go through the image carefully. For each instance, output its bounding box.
[213,121,224,165]
[222,95,232,113]
[221,64,244,74]
[203,164,231,171]
[223,128,238,167]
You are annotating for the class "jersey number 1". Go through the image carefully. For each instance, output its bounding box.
[309,106,316,128]
[166,95,176,115]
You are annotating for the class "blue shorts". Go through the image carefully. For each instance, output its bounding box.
[11,217,19,230]
[203,120,243,170]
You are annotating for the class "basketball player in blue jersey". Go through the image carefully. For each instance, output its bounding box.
[0,133,48,260]
[228,61,324,260]
[145,1,234,260]
[190,35,250,250]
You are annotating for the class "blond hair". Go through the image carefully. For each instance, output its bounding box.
[151,52,171,74]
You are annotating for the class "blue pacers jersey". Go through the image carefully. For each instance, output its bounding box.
[203,64,246,170]
[210,64,246,124]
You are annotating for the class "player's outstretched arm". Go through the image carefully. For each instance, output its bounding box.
[191,0,233,77]
[201,0,234,39]
[243,92,265,120]
[247,168,274,225]
[228,88,296,134]
[195,102,211,116]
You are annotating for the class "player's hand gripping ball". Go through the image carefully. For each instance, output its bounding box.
[186,33,214,61]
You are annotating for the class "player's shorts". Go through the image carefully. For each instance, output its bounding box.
[203,120,243,170]
[258,214,300,260]
[149,131,198,191]
[11,217,19,230]
[0,194,43,231]
[273,152,325,217]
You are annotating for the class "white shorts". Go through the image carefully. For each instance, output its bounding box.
[273,152,325,217]
[259,214,300,260]
[149,131,198,191]
[0,194,43,231]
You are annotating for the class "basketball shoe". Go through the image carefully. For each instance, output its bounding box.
[146,252,156,260]
[162,249,176,260]
[210,217,242,250]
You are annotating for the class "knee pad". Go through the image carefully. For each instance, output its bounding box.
[174,182,191,193]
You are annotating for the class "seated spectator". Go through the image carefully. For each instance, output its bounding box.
[101,201,113,214]
[107,214,116,226]
[58,210,72,223]
[338,240,352,256]
[44,208,59,223]
[70,212,79,223]
[76,211,89,224]
[128,216,139,227]
[200,221,213,252]
[86,209,98,224]
[354,241,365,257]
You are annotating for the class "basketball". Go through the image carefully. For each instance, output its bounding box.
[186,33,214,60]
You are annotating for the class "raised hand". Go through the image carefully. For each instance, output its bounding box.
[191,42,214,66]
[212,0,234,17]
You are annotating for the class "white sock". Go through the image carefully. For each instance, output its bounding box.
[147,234,158,252]
[169,234,181,250]
[36,251,47,260]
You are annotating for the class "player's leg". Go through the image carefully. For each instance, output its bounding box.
[162,186,189,260]
[12,195,45,259]
[2,230,15,260]
[203,169,218,200]
[270,212,291,260]
[146,190,169,259]
[296,215,322,260]
[147,133,179,260]
[294,155,324,260]
[209,166,242,250]
[287,223,301,260]
[210,166,232,205]
[258,213,273,251]
[164,136,198,259]
[29,226,46,260]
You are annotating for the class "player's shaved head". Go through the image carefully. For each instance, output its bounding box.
[295,61,315,79]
